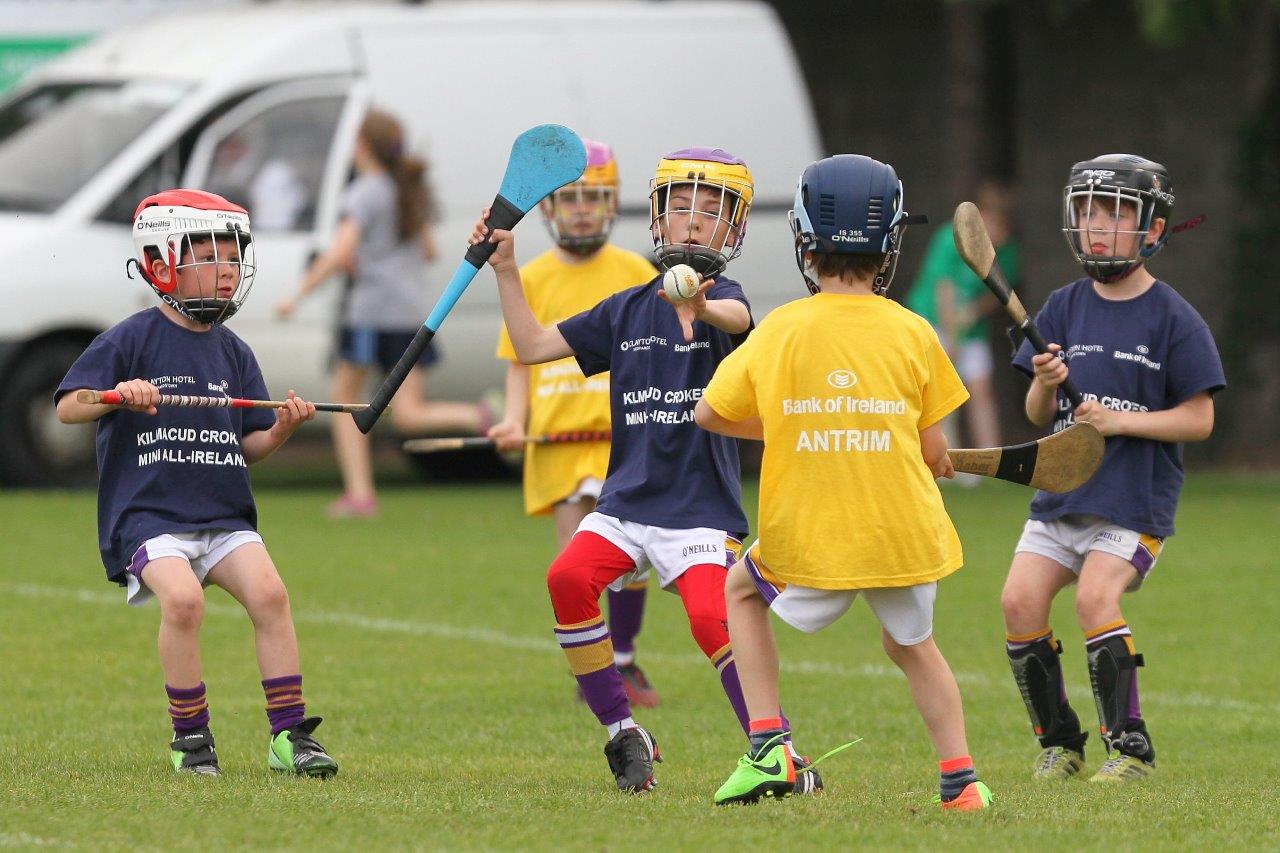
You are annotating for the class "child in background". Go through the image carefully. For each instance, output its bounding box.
[278,109,490,518]
[906,180,1018,458]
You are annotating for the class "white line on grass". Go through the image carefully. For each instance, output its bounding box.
[8,581,1276,718]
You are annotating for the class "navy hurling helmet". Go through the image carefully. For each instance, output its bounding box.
[788,154,917,295]
[1062,154,1174,283]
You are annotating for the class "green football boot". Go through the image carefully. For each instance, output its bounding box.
[714,734,795,805]
[1090,753,1154,782]
[268,716,338,778]
[939,780,994,812]
[1033,745,1085,780]
[170,727,220,776]
[1090,731,1154,783]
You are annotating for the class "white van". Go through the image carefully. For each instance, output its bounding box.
[0,0,820,485]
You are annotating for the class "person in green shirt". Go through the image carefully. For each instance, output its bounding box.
[906,181,1019,455]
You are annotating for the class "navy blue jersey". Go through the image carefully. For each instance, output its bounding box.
[1013,279,1225,537]
[56,309,276,582]
[558,275,751,534]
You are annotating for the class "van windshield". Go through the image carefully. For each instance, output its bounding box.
[0,81,187,212]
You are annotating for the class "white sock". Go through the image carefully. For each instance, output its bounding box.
[606,717,638,739]
[613,650,635,667]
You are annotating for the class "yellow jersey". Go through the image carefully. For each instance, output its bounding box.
[496,245,658,515]
[703,293,969,589]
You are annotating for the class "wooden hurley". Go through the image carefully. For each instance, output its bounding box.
[403,431,611,454]
[952,200,1085,408]
[949,422,1104,492]
[77,389,372,414]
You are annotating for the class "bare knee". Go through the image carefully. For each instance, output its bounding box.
[245,575,291,623]
[724,561,757,608]
[1001,581,1051,631]
[882,632,918,666]
[1074,585,1119,628]
[388,406,415,434]
[159,589,204,631]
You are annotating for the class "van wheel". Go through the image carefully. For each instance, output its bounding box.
[0,340,97,487]
[404,445,518,482]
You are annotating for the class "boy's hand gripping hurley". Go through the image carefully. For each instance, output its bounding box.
[352,125,588,434]
[952,201,1084,408]
[949,422,1104,492]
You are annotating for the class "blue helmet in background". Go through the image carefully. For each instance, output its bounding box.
[788,154,919,295]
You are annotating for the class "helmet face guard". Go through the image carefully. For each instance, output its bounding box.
[1062,155,1173,283]
[148,231,255,324]
[788,154,915,296]
[540,138,618,256]
[649,147,753,278]
[541,182,617,256]
[131,190,255,324]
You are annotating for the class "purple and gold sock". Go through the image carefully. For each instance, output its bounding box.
[607,583,647,665]
[262,674,305,735]
[167,682,210,733]
[554,617,631,726]
[712,645,751,734]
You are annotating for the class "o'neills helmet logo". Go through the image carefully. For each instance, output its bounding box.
[827,370,857,388]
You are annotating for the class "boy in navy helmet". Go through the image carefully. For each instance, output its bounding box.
[1000,155,1224,782]
[697,154,992,810]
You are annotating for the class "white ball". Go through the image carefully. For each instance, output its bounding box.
[662,264,701,302]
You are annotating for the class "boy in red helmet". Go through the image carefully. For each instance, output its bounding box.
[55,189,337,778]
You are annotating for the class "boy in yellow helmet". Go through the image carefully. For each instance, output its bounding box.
[472,147,819,796]
[488,139,661,707]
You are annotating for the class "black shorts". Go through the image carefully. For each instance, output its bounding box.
[338,326,440,372]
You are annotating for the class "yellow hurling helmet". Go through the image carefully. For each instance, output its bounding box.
[649,147,754,277]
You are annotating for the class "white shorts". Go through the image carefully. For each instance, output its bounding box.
[576,511,741,591]
[124,529,263,606]
[559,476,604,506]
[937,336,994,383]
[742,542,936,645]
[1015,514,1164,591]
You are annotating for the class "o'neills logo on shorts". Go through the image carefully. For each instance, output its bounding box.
[682,543,719,558]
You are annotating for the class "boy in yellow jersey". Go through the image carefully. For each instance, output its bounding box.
[489,140,662,706]
[696,155,992,810]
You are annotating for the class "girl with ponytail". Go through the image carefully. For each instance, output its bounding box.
[278,108,492,517]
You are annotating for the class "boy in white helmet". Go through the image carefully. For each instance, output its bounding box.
[488,139,662,706]
[55,189,337,778]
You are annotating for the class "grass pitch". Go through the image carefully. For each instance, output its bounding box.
[1,474,1277,849]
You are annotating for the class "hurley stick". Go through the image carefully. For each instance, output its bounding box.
[949,422,1103,492]
[952,201,1084,408]
[78,389,373,414]
[403,431,611,454]
[352,125,587,434]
